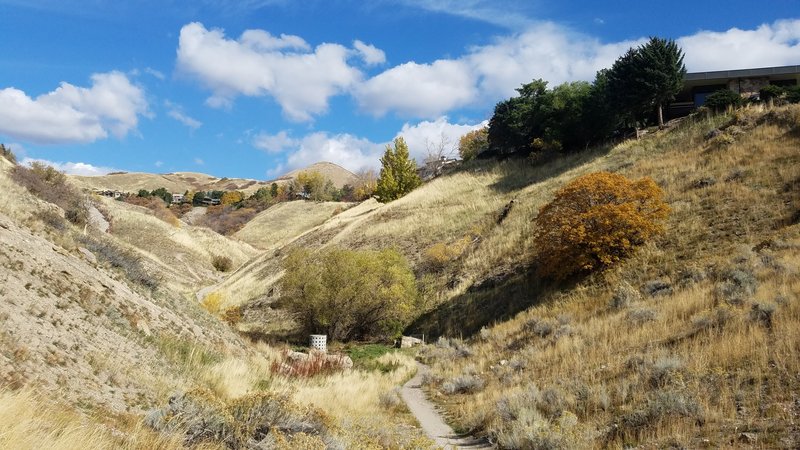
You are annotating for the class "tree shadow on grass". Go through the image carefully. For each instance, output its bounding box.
[486,145,614,194]
[406,267,586,340]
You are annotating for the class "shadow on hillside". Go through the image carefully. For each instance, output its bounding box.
[486,145,613,194]
[406,268,577,340]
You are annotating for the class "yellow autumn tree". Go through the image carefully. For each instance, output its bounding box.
[533,171,669,279]
[220,191,245,206]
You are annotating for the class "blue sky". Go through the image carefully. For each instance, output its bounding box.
[1,0,799,179]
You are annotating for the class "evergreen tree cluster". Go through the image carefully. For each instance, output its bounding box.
[487,37,686,157]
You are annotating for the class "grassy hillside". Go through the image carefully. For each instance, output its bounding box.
[234,200,354,250]
[96,196,259,293]
[72,161,358,197]
[416,106,800,448]
[0,159,431,449]
[72,170,272,196]
[273,161,359,188]
[208,105,799,447]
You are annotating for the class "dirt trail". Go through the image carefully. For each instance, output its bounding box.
[401,362,494,449]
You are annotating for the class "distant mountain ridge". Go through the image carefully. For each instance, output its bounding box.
[70,161,358,194]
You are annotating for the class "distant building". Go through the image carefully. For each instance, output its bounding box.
[417,156,458,181]
[201,196,220,206]
[172,193,184,203]
[669,65,800,118]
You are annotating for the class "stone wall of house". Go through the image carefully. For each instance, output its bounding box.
[728,77,770,96]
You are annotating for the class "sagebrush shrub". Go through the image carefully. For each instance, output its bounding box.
[533,172,669,280]
[212,255,233,272]
[12,162,88,226]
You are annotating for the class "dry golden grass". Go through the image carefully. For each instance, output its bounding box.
[0,389,192,450]
[71,170,271,196]
[97,196,258,293]
[234,200,354,249]
[192,345,432,448]
[419,105,800,448]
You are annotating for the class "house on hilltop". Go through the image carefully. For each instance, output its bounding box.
[669,65,800,118]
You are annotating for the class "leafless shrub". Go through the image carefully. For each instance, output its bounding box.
[714,268,757,305]
[610,282,641,309]
[749,302,776,329]
[12,162,88,226]
[270,349,351,378]
[36,209,68,232]
[642,279,673,297]
[442,374,484,395]
[692,307,734,332]
[616,390,704,439]
[198,205,258,235]
[626,307,657,325]
[78,235,159,290]
[378,388,403,411]
[146,389,333,448]
[649,357,684,388]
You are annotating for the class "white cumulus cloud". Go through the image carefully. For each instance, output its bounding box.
[21,157,119,176]
[355,59,477,118]
[263,117,487,176]
[354,19,800,118]
[396,117,488,163]
[353,40,386,66]
[678,19,800,71]
[176,22,365,121]
[253,130,297,153]
[0,71,148,145]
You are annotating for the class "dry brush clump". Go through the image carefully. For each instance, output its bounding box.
[145,388,337,449]
[123,195,180,226]
[212,255,233,272]
[270,349,353,379]
[533,171,670,280]
[198,205,259,235]
[11,162,89,226]
[78,235,161,291]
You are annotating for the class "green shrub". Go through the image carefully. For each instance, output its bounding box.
[760,84,784,103]
[786,86,800,104]
[703,89,744,112]
[280,246,419,342]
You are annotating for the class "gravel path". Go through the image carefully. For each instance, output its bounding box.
[401,362,494,449]
[87,205,109,233]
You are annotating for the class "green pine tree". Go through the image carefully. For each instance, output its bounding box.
[376,137,421,202]
[636,37,686,127]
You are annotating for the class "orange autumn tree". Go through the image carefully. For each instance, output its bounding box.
[533,171,669,279]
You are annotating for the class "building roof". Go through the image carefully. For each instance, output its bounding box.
[685,65,800,82]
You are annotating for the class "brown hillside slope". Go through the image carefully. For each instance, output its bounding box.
[234,200,354,250]
[71,171,272,196]
[273,161,358,188]
[419,106,800,448]
[96,196,259,293]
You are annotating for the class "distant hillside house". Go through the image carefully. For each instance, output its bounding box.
[669,65,800,118]
[172,193,184,203]
[202,196,221,206]
[417,156,458,181]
